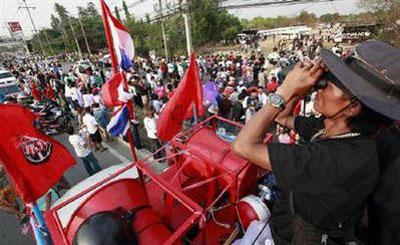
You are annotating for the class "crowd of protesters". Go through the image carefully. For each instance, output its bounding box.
[0,34,326,160]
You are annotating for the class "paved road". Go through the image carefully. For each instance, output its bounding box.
[0,132,150,245]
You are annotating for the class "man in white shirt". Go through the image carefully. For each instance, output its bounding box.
[144,108,163,159]
[82,108,107,152]
[82,89,94,109]
[64,81,73,108]
[67,127,102,176]
[258,87,268,107]
[70,85,80,109]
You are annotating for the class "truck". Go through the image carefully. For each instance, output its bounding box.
[0,70,20,99]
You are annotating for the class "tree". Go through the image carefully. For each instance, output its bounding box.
[115,6,121,21]
[122,0,132,23]
[319,13,341,23]
[86,2,100,17]
[189,0,242,47]
[359,0,400,47]
[296,11,317,27]
[54,3,69,22]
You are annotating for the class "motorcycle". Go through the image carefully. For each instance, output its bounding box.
[30,100,73,135]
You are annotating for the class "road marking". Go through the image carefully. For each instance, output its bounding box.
[102,142,131,164]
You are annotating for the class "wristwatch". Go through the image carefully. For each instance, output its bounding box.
[268,93,286,111]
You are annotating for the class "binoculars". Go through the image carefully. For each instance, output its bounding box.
[279,63,328,91]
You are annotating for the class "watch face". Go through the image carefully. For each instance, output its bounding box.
[269,94,283,105]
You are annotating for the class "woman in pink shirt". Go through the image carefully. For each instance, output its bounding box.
[154,81,166,99]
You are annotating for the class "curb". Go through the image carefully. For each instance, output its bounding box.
[115,136,152,160]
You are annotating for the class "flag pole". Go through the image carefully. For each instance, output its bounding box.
[100,0,118,75]
[192,104,198,125]
[99,0,145,185]
[28,202,52,245]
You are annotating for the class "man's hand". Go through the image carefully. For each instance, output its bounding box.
[278,59,325,99]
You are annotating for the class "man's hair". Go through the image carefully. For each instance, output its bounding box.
[85,107,91,114]
[348,104,392,136]
[67,126,74,135]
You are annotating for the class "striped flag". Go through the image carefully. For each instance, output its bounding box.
[106,105,130,137]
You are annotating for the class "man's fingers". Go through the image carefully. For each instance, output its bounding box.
[304,62,314,71]
[294,61,303,69]
[309,59,323,75]
[312,67,325,82]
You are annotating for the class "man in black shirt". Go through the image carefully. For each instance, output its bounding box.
[233,40,400,244]
[368,124,400,245]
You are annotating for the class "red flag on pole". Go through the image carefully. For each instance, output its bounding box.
[44,83,55,100]
[101,72,124,108]
[0,104,75,203]
[157,53,205,141]
[30,81,42,102]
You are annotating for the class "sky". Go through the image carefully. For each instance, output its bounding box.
[0,0,363,37]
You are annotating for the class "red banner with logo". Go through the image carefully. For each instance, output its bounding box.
[0,104,75,203]
[7,22,22,32]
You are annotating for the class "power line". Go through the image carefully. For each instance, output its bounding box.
[108,0,122,7]
[221,0,339,9]
[127,0,150,9]
[114,0,151,12]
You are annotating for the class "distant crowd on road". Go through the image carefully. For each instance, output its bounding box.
[1,34,331,153]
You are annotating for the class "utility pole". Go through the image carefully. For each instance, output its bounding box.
[19,0,46,56]
[77,14,92,56]
[182,0,193,57]
[57,20,71,52]
[42,29,55,55]
[67,16,83,59]
[158,0,168,59]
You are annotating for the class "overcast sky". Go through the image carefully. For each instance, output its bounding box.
[0,0,363,37]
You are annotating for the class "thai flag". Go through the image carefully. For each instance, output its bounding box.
[106,105,130,137]
[102,1,134,71]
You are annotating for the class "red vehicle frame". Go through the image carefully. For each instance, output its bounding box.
[44,116,267,244]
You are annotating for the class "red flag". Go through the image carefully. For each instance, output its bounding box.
[44,83,55,100]
[30,81,42,101]
[0,104,75,203]
[100,72,124,108]
[157,53,205,141]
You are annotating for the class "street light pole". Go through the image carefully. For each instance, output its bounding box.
[182,0,193,57]
[19,0,46,56]
[67,16,83,59]
[57,20,71,52]
[158,0,168,59]
[42,29,55,55]
[77,15,92,56]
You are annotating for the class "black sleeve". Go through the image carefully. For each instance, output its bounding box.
[268,142,344,193]
[294,116,324,141]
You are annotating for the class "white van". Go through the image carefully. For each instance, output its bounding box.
[0,70,21,98]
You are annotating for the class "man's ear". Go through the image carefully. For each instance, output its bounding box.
[344,101,362,117]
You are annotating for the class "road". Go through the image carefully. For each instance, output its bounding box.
[0,132,150,244]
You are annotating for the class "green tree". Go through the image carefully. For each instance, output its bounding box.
[296,11,317,27]
[189,0,242,48]
[54,3,69,22]
[122,0,132,23]
[319,13,341,23]
[86,2,100,17]
[115,6,121,21]
[359,0,400,47]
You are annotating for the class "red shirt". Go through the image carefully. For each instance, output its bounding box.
[293,101,302,116]
[267,81,279,93]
